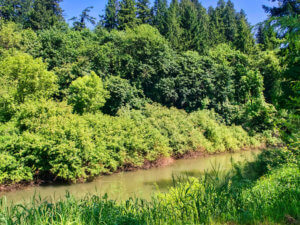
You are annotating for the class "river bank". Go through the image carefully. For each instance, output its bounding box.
[0,149,264,203]
[0,144,267,194]
[1,148,298,225]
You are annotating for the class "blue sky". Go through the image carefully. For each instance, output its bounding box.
[61,0,274,27]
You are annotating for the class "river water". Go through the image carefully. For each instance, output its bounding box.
[0,150,260,204]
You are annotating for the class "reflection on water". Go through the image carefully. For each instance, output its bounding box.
[0,150,261,204]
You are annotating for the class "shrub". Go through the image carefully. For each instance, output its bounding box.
[103,76,147,115]
[67,72,109,114]
[0,52,57,122]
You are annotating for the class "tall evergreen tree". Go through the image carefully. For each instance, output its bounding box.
[27,0,64,30]
[71,6,96,31]
[235,11,255,53]
[256,22,280,50]
[0,0,32,24]
[193,0,210,53]
[223,0,237,42]
[103,0,118,30]
[208,6,224,46]
[179,0,199,51]
[166,0,182,49]
[118,0,137,30]
[152,0,168,35]
[136,0,151,24]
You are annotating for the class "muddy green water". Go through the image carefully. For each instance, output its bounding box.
[0,150,260,204]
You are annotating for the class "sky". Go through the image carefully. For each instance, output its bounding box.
[60,0,275,27]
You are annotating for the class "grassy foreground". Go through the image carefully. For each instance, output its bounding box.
[0,148,299,225]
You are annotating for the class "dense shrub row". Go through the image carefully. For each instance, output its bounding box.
[0,101,265,184]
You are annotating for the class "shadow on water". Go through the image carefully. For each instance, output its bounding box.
[180,170,205,177]
[144,161,233,190]
[144,171,205,190]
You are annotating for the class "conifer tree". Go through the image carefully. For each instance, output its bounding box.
[152,0,168,35]
[208,6,223,46]
[27,0,64,30]
[256,22,279,50]
[0,0,31,24]
[179,0,199,51]
[235,11,255,53]
[193,1,210,53]
[136,0,151,24]
[263,0,300,109]
[103,0,119,30]
[118,0,137,30]
[223,0,237,42]
[71,6,96,31]
[166,0,182,49]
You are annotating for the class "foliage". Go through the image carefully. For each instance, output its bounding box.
[0,22,40,55]
[103,76,147,115]
[240,164,300,222]
[67,72,109,114]
[136,0,151,24]
[0,52,57,122]
[34,27,94,70]
[118,0,138,30]
[26,0,64,30]
[102,0,118,30]
[0,102,264,184]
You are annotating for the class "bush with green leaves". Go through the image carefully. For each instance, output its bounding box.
[0,22,40,55]
[11,99,110,182]
[0,102,265,184]
[121,104,262,155]
[67,72,109,114]
[241,99,277,133]
[103,76,147,115]
[0,52,57,122]
[83,112,171,169]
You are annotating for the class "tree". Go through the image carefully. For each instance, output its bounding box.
[165,0,182,49]
[193,1,210,53]
[103,76,146,115]
[0,0,32,24]
[263,0,300,109]
[27,0,64,30]
[102,0,119,30]
[0,52,57,122]
[263,0,299,18]
[208,6,225,46]
[235,11,255,53]
[71,7,96,31]
[136,0,151,24]
[223,0,237,42]
[67,72,109,114]
[179,0,200,51]
[152,0,168,35]
[256,22,280,50]
[118,0,137,30]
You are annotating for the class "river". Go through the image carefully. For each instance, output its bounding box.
[0,150,260,204]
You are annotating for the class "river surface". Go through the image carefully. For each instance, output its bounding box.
[0,150,260,204]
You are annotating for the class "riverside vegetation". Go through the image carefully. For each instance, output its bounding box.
[0,0,299,224]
